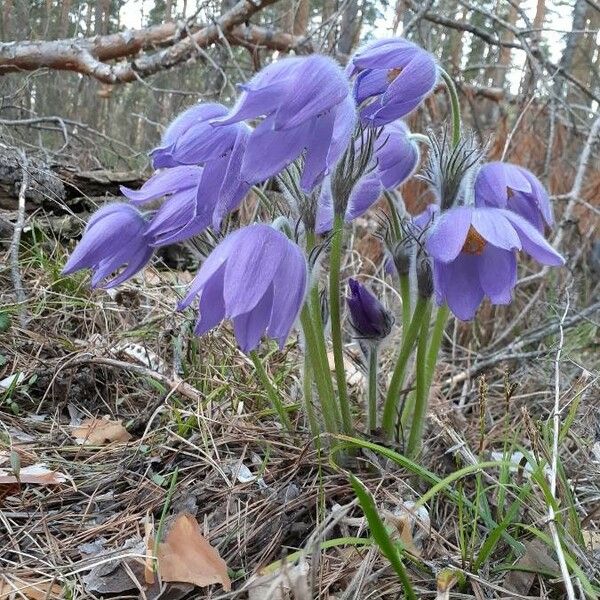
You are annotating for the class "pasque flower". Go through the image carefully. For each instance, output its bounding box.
[426,206,564,320]
[178,224,308,353]
[348,38,438,126]
[122,150,250,245]
[212,55,356,192]
[475,162,553,232]
[62,203,153,288]
[316,121,419,232]
[347,278,393,341]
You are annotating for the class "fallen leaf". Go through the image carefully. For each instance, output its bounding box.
[436,568,458,600]
[0,576,62,599]
[384,501,430,557]
[503,539,559,595]
[248,563,309,600]
[0,464,69,485]
[148,513,231,591]
[72,417,132,445]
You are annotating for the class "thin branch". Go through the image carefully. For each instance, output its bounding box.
[9,150,29,327]
[547,294,577,600]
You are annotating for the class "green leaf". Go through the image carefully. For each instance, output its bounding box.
[350,474,417,600]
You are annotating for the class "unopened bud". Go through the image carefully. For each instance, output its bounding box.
[416,254,434,299]
[347,278,394,341]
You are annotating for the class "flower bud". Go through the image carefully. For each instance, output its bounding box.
[416,253,434,299]
[347,278,393,341]
[390,237,414,277]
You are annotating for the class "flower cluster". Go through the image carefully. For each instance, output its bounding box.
[63,34,563,358]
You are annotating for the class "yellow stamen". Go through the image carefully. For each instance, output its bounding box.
[462,226,486,255]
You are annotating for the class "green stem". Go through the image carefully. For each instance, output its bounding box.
[425,305,450,388]
[367,346,378,433]
[329,213,353,435]
[249,350,292,431]
[399,274,411,334]
[300,306,339,434]
[382,297,430,439]
[302,353,321,446]
[439,68,461,147]
[406,302,433,458]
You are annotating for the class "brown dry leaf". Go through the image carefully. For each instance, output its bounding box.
[503,539,559,595]
[0,464,69,486]
[0,576,63,599]
[72,417,132,446]
[148,513,231,591]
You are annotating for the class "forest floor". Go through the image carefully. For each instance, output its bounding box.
[1,217,599,600]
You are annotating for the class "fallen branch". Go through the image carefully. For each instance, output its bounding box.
[0,0,303,84]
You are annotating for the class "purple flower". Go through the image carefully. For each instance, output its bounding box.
[122,149,250,246]
[347,278,393,340]
[475,162,554,232]
[348,38,438,126]
[316,121,419,232]
[178,224,308,353]
[426,206,564,320]
[62,203,153,288]
[212,55,356,192]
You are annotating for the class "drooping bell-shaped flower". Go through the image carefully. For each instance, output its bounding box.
[178,224,308,353]
[347,278,393,341]
[150,102,238,168]
[426,206,564,320]
[348,38,438,126]
[62,203,153,288]
[475,162,554,232]
[211,55,356,193]
[315,121,419,233]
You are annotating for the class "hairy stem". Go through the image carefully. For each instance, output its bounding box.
[406,302,433,458]
[439,68,461,147]
[382,297,430,439]
[367,346,379,433]
[329,213,353,434]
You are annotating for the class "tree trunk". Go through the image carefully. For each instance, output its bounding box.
[294,0,310,36]
[338,0,359,55]
[492,0,519,88]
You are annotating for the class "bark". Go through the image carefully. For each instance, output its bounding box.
[294,0,310,36]
[338,0,359,55]
[492,0,519,88]
[59,0,73,38]
[0,0,294,84]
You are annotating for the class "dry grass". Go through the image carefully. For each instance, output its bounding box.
[0,186,599,599]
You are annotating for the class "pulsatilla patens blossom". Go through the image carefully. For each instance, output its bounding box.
[475,162,554,232]
[348,38,438,126]
[62,203,153,288]
[347,279,393,341]
[426,206,564,320]
[211,55,356,192]
[178,224,308,353]
[316,121,419,232]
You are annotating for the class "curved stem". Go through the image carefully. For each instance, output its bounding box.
[249,350,292,431]
[382,297,430,439]
[367,346,378,433]
[406,302,433,458]
[425,305,450,387]
[302,354,321,445]
[399,274,411,335]
[439,68,461,147]
[329,214,353,435]
[300,306,339,434]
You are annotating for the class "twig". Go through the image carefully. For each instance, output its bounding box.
[9,151,29,327]
[547,293,576,600]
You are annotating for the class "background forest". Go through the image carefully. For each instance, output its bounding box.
[0,0,599,599]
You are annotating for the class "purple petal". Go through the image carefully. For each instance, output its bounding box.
[345,172,383,221]
[362,96,423,126]
[268,243,307,347]
[194,265,226,335]
[272,55,350,131]
[223,224,287,317]
[478,246,516,304]
[383,50,438,103]
[434,255,485,320]
[327,95,357,169]
[315,179,334,234]
[351,38,425,71]
[120,166,202,204]
[300,109,336,192]
[354,69,389,104]
[232,284,274,353]
[240,116,309,185]
[500,210,565,266]
[426,206,472,262]
[376,121,419,189]
[474,162,532,209]
[471,208,521,251]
